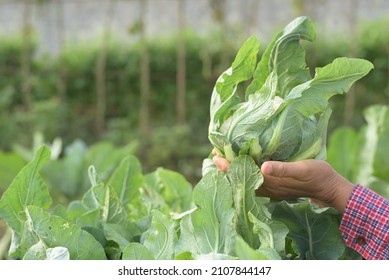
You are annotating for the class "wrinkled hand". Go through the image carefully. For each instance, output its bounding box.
[212,150,354,213]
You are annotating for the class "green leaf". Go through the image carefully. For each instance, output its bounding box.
[142,210,177,260]
[285,58,374,117]
[174,251,194,260]
[75,182,130,250]
[107,155,144,211]
[45,247,70,260]
[155,168,193,213]
[0,145,52,233]
[24,242,71,260]
[267,220,289,255]
[23,240,47,260]
[201,158,217,176]
[246,16,315,98]
[221,91,277,157]
[271,201,345,260]
[195,253,237,260]
[287,108,331,162]
[142,168,194,217]
[209,35,259,132]
[143,172,172,215]
[88,165,102,186]
[25,206,107,260]
[354,105,389,198]
[234,236,270,260]
[102,223,139,251]
[66,200,88,222]
[80,183,127,225]
[327,127,359,180]
[176,170,236,256]
[43,140,86,198]
[74,184,135,253]
[248,213,282,259]
[371,106,389,182]
[208,131,234,160]
[122,243,154,260]
[226,156,263,248]
[84,141,136,184]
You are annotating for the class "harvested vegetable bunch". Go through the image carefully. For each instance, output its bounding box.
[209,16,373,165]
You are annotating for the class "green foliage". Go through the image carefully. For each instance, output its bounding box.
[0,135,138,205]
[0,145,357,260]
[0,146,52,235]
[177,170,236,258]
[327,105,389,199]
[24,205,107,260]
[271,202,345,260]
[0,145,193,260]
[209,17,373,165]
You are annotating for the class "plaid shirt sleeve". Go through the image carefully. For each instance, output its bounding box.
[339,184,389,260]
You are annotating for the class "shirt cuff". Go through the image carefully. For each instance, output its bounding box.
[339,184,389,260]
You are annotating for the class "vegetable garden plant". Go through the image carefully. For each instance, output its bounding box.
[0,17,375,260]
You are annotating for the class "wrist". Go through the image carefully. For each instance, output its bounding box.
[326,176,354,213]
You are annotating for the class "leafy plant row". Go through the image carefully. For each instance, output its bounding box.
[0,134,138,200]
[0,144,358,260]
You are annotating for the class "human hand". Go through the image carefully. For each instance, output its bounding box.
[212,151,354,213]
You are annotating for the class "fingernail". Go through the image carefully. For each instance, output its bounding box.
[263,162,273,175]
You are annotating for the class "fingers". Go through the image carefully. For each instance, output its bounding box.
[214,156,309,178]
[211,149,231,173]
[255,184,273,197]
[261,161,309,179]
[213,155,230,173]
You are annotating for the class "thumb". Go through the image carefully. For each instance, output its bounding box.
[261,161,304,178]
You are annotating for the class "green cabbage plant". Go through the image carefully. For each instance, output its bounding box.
[209,16,374,165]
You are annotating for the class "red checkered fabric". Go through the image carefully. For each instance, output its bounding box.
[340,184,389,260]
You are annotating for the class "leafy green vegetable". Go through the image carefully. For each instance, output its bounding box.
[234,236,270,260]
[176,170,236,257]
[0,143,196,259]
[25,206,106,260]
[0,146,52,258]
[271,201,345,260]
[108,155,144,211]
[23,241,70,260]
[43,140,86,199]
[209,16,374,165]
[226,156,263,248]
[327,127,359,180]
[122,242,154,260]
[141,210,177,260]
[0,146,52,233]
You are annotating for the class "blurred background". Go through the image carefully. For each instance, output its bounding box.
[0,0,388,188]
